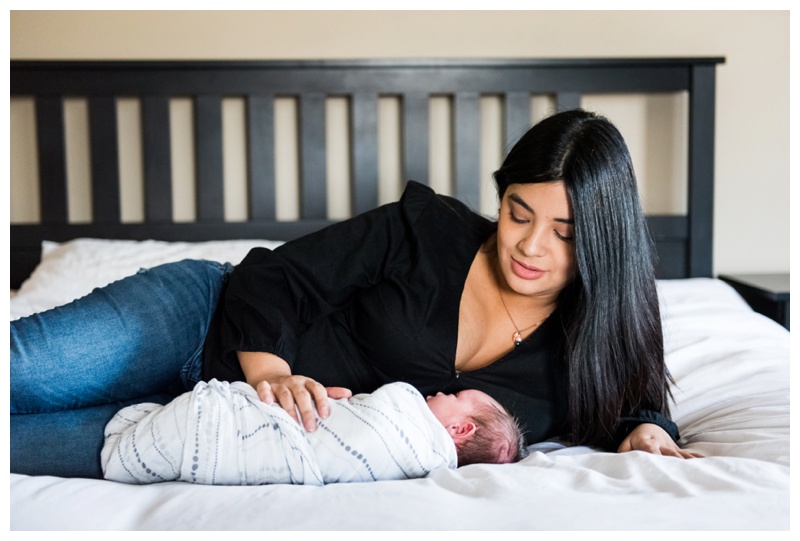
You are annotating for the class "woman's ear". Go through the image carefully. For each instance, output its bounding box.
[447,421,477,444]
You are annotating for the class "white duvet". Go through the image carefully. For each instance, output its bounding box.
[101,380,456,486]
[9,239,792,530]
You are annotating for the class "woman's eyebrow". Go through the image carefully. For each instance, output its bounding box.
[509,193,574,224]
[508,193,533,213]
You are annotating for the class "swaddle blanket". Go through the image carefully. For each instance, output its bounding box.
[101,380,456,485]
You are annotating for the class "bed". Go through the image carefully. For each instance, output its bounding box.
[9,58,790,531]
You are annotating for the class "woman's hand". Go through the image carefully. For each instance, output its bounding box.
[238,350,352,432]
[617,423,703,459]
[255,376,352,432]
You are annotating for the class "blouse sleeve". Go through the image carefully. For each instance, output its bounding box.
[216,181,434,369]
[614,408,680,446]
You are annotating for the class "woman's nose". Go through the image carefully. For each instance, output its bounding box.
[519,228,547,256]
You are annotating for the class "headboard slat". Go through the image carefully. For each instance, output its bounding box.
[299,93,327,219]
[194,95,225,221]
[504,92,532,151]
[247,94,276,221]
[89,96,122,224]
[35,96,69,224]
[142,96,173,222]
[402,92,430,185]
[556,92,581,112]
[454,92,481,210]
[351,93,379,215]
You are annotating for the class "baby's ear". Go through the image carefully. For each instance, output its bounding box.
[447,421,477,444]
[496,441,511,463]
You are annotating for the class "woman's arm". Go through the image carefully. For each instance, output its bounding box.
[218,185,428,369]
[617,423,703,459]
[214,183,436,428]
[238,351,351,431]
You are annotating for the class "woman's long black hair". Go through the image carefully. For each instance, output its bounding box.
[493,109,671,448]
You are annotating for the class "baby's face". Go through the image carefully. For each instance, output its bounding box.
[425,390,500,427]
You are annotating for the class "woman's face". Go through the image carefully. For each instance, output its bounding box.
[495,181,577,302]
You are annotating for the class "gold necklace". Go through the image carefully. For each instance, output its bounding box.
[497,287,550,348]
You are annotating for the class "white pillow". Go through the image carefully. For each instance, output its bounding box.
[10,238,284,320]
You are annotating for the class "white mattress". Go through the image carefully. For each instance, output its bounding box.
[9,239,791,530]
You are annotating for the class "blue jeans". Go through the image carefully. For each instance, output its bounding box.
[10,259,233,478]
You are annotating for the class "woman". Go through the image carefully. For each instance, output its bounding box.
[10,109,697,479]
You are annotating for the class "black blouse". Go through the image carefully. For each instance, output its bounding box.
[203,181,679,447]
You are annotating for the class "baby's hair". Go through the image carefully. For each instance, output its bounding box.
[456,402,528,466]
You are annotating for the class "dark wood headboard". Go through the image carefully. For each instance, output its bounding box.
[10,57,724,288]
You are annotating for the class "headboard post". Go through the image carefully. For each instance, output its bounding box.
[688,64,718,278]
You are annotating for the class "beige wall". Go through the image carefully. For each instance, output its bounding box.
[9,10,790,275]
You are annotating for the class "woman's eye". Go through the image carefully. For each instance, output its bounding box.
[509,212,527,224]
[555,230,575,242]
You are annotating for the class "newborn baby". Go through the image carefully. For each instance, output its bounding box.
[101,380,526,485]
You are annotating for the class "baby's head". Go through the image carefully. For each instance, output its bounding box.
[426,390,527,466]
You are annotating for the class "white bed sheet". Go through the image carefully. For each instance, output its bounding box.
[10,450,788,530]
[9,240,791,530]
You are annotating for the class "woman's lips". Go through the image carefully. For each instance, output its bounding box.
[511,258,545,280]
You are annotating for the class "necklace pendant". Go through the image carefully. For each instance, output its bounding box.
[513,331,523,347]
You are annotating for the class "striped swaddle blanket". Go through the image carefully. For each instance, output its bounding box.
[101,380,456,485]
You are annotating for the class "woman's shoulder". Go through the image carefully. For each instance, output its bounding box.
[400,180,494,234]
[398,180,436,216]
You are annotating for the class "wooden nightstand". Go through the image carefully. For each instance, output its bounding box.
[719,273,790,330]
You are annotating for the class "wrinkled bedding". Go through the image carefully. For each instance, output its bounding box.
[9,240,791,530]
